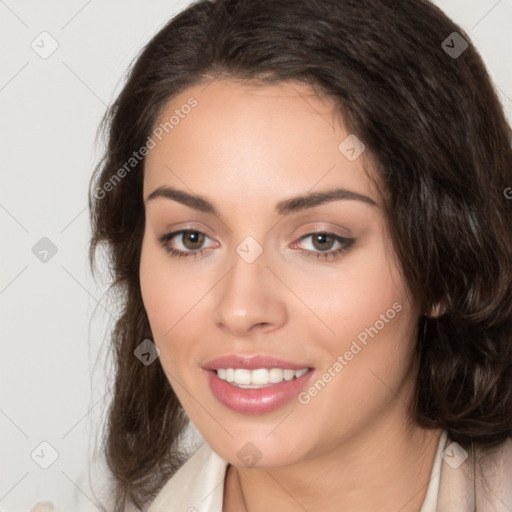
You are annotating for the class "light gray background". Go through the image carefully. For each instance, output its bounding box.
[1,1,511,511]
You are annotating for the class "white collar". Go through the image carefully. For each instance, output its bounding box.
[147,441,227,511]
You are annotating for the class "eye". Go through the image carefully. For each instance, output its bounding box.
[293,232,354,261]
[157,229,215,259]
[157,229,354,262]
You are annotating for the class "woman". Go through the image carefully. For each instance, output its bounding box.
[88,0,512,510]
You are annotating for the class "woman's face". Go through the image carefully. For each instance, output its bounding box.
[140,78,421,467]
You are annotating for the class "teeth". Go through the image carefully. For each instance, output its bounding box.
[216,367,309,387]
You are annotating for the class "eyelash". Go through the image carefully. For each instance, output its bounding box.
[157,229,354,262]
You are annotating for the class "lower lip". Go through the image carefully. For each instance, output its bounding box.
[206,369,313,414]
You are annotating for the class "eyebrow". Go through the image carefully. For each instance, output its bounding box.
[145,185,377,216]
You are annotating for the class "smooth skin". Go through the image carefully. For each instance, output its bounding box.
[139,78,443,512]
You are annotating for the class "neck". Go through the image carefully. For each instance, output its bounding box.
[228,410,443,512]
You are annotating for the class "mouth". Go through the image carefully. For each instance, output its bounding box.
[203,354,314,414]
[215,367,309,388]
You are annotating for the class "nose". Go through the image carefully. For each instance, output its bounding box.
[212,245,287,337]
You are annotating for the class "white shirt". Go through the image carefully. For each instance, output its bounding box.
[147,431,450,511]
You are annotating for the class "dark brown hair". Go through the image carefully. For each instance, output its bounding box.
[88,0,512,509]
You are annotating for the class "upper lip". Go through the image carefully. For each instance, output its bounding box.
[203,354,312,371]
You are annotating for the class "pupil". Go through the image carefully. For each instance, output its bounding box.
[184,232,204,249]
[314,234,333,251]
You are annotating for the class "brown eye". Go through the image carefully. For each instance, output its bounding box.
[294,232,354,262]
[310,233,336,251]
[157,229,215,259]
[181,231,205,250]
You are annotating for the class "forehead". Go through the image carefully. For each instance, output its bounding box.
[143,78,379,206]
[166,77,340,123]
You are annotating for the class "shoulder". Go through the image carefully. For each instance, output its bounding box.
[147,442,229,512]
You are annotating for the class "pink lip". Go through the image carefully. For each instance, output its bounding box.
[206,369,313,414]
[203,354,312,371]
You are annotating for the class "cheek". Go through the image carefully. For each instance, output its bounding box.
[140,229,197,328]
[338,262,409,347]
[139,233,218,390]
[291,240,417,395]
[139,238,169,331]
[293,248,418,439]
[139,236,192,362]
[284,238,412,349]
